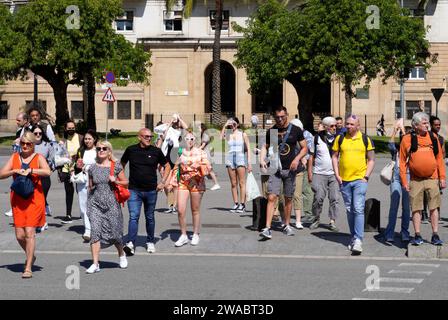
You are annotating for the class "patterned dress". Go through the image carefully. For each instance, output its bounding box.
[87,163,124,247]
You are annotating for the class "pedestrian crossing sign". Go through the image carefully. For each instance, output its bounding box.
[102,88,115,102]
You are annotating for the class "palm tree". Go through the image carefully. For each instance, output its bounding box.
[165,1,292,125]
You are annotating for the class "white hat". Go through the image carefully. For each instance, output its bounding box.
[290,118,303,130]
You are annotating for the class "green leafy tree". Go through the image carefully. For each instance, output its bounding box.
[234,0,434,127]
[9,0,151,131]
[0,5,27,84]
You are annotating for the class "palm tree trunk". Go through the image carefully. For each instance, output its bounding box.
[211,0,223,126]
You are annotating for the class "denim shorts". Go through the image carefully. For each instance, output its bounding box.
[225,152,247,169]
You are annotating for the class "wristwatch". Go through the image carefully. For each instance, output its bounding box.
[364,176,369,181]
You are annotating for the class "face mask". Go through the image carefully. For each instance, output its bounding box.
[67,130,75,135]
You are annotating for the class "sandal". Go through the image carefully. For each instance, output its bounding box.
[22,270,32,279]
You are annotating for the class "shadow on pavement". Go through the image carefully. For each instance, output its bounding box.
[208,207,234,212]
[79,260,119,270]
[159,229,191,242]
[0,263,43,273]
[373,233,409,249]
[67,225,84,235]
[310,231,351,247]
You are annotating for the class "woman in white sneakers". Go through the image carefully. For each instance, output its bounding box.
[168,131,211,247]
[85,140,128,274]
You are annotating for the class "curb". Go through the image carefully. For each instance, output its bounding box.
[407,245,448,259]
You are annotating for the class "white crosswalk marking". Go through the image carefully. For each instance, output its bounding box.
[363,287,414,294]
[398,263,440,268]
[379,277,424,284]
[352,298,386,300]
[388,270,433,276]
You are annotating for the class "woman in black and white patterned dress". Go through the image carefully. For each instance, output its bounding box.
[85,140,128,274]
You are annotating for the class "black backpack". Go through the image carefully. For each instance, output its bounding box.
[409,131,439,157]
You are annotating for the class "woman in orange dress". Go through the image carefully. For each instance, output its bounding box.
[0,131,51,279]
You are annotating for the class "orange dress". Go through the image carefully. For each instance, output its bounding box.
[10,153,46,228]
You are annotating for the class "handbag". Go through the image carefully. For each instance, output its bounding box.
[70,171,87,184]
[10,154,37,199]
[380,160,395,185]
[110,161,130,206]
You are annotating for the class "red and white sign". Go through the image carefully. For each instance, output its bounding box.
[102,88,116,102]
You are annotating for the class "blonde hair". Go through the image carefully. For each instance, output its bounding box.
[21,131,37,145]
[96,140,118,162]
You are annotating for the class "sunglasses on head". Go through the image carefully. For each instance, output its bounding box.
[96,147,108,152]
[20,141,33,147]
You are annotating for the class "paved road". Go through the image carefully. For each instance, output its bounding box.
[1,153,448,300]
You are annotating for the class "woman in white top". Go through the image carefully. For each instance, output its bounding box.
[74,130,98,241]
[220,117,252,214]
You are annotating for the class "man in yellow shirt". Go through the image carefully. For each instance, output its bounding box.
[332,115,375,255]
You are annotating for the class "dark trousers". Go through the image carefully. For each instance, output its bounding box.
[41,176,51,206]
[59,172,74,216]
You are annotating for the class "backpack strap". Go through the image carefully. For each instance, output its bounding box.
[410,131,439,157]
[428,131,439,157]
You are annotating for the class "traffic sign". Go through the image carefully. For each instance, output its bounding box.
[102,88,116,102]
[105,71,115,84]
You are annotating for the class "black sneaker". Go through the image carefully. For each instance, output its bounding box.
[412,234,424,246]
[431,234,443,246]
[61,215,73,224]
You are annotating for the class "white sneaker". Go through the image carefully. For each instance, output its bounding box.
[164,206,173,214]
[230,204,239,213]
[210,184,221,191]
[4,209,12,217]
[191,234,200,246]
[146,242,156,253]
[352,239,363,254]
[82,233,91,242]
[86,264,100,274]
[123,242,135,256]
[294,222,304,230]
[175,234,189,247]
[119,255,128,269]
[171,207,178,214]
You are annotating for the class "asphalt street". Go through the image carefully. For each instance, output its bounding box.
[1,151,448,300]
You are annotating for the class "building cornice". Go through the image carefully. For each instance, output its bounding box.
[137,37,241,50]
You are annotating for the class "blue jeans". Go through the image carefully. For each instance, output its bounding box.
[340,180,368,241]
[126,190,158,244]
[384,168,410,240]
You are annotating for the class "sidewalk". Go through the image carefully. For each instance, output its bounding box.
[0,156,447,259]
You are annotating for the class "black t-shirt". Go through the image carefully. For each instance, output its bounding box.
[121,144,167,191]
[266,124,305,170]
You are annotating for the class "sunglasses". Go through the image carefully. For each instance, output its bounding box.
[96,147,109,152]
[34,132,43,136]
[20,141,33,147]
[140,135,153,140]
[274,115,287,120]
[329,125,337,128]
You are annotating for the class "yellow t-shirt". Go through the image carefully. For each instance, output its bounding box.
[332,131,374,182]
[62,134,81,173]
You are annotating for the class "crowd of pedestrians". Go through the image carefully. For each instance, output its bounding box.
[1,104,446,279]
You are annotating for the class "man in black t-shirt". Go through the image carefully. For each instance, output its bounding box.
[121,128,171,256]
[259,106,308,240]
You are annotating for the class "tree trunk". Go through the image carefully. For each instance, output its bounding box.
[211,0,223,126]
[32,67,69,134]
[287,74,319,132]
[344,80,354,117]
[50,80,70,135]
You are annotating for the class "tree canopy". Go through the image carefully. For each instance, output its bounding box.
[1,0,151,129]
[234,0,435,124]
